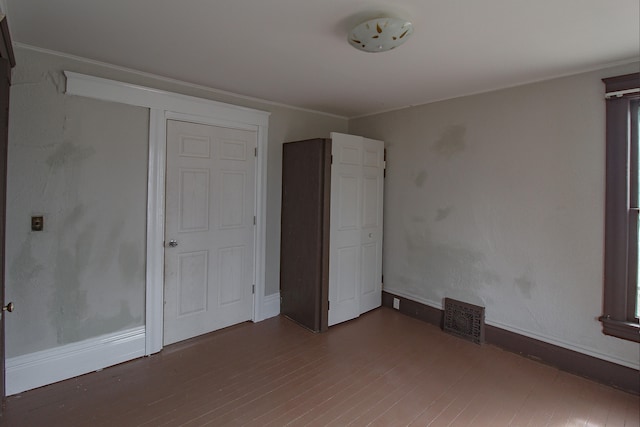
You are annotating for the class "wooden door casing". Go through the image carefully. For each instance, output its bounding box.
[0,14,15,407]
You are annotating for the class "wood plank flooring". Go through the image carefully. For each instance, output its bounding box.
[1,307,638,426]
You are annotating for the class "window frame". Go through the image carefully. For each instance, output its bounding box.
[600,72,640,343]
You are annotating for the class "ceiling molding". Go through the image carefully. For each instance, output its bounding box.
[10,45,639,122]
[351,56,640,120]
[13,42,349,121]
[6,1,639,117]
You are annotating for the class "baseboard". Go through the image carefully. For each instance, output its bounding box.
[5,326,145,396]
[382,290,443,326]
[382,291,639,395]
[261,292,280,320]
[383,287,638,369]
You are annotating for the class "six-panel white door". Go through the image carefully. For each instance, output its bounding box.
[359,137,385,314]
[328,132,384,326]
[164,119,256,345]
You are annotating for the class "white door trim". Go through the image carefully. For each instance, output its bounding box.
[64,72,270,356]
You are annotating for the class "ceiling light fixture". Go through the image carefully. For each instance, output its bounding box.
[348,17,413,53]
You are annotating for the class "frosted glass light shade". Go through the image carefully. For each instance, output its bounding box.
[348,17,413,53]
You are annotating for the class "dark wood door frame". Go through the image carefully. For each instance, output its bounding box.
[0,14,15,410]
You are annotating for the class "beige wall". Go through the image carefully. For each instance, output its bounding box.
[349,61,640,369]
[6,46,347,358]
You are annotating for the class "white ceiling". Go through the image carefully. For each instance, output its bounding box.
[4,0,639,118]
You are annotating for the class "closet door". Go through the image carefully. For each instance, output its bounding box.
[328,133,362,326]
[328,133,384,326]
[359,137,384,314]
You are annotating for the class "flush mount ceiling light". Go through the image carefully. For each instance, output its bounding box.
[348,17,413,53]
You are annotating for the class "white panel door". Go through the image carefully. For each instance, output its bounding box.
[329,133,362,326]
[164,120,256,345]
[359,137,384,314]
[328,133,384,326]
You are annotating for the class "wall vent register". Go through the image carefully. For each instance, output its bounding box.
[443,298,485,344]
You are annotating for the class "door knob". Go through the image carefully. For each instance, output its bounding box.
[168,240,178,248]
[3,302,14,312]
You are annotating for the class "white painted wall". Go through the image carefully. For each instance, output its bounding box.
[7,54,148,358]
[349,61,640,369]
[8,42,635,378]
[6,46,347,358]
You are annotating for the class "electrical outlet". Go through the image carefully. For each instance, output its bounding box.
[31,216,44,231]
[393,297,400,310]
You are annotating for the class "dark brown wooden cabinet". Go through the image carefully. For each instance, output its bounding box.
[280,133,385,333]
[280,138,331,332]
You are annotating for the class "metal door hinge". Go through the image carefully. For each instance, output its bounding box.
[254,147,258,157]
[383,149,387,178]
[252,284,255,294]
[328,301,330,310]
[253,215,256,225]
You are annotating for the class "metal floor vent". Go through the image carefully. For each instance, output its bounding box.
[443,298,485,344]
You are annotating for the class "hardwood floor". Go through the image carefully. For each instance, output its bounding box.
[1,307,638,426]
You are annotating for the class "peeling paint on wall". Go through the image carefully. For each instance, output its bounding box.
[350,61,640,369]
[414,170,428,187]
[401,227,499,306]
[118,241,142,285]
[45,141,95,171]
[46,70,65,93]
[432,124,466,159]
[5,51,149,357]
[50,248,88,344]
[435,206,453,222]
[514,271,536,299]
[82,300,141,338]
[9,236,44,294]
[6,46,349,359]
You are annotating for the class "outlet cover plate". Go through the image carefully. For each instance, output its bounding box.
[31,216,44,231]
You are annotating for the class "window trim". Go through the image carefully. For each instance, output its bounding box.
[600,72,640,343]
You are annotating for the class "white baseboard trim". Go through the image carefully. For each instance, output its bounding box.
[260,292,280,320]
[5,326,146,396]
